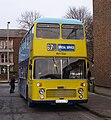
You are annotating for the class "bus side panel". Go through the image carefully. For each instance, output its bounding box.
[18,58,29,99]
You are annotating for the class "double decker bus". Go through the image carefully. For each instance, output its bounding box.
[18,18,88,107]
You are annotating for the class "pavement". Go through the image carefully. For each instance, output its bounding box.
[0,81,111,119]
[80,92,111,119]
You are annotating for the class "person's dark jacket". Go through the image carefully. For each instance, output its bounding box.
[10,77,15,86]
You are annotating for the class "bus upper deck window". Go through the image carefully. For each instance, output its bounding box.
[36,23,60,39]
[62,24,84,40]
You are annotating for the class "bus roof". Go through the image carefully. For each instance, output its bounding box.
[35,18,83,25]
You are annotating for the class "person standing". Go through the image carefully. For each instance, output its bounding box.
[10,75,16,93]
[88,68,92,91]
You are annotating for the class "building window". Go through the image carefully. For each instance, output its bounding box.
[10,53,13,63]
[0,53,13,63]
[0,53,7,63]
[9,40,13,49]
[0,40,13,50]
[1,66,7,74]
[0,41,5,49]
[0,41,2,49]
[0,66,13,74]
[10,66,13,72]
[1,54,5,63]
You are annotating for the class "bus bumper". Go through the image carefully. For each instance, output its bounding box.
[28,99,88,105]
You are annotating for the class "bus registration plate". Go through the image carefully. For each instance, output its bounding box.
[56,100,68,103]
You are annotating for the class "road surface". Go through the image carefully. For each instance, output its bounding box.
[0,83,105,120]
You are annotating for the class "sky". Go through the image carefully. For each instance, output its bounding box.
[0,0,93,29]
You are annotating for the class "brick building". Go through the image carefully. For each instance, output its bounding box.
[0,29,27,81]
[93,0,111,90]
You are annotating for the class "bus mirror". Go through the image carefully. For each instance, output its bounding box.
[29,64,32,70]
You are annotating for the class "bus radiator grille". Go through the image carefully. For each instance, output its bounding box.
[46,89,76,98]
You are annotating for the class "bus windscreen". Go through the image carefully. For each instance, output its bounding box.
[33,58,86,79]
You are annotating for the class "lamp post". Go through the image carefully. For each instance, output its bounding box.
[7,22,10,82]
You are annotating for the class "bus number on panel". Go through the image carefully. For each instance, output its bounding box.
[47,44,57,51]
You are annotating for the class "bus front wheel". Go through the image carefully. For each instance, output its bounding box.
[28,100,34,107]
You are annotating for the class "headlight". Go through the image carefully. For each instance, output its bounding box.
[40,95,44,99]
[78,88,84,94]
[79,95,83,99]
[39,88,45,94]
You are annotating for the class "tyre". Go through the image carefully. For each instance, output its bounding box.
[27,100,34,107]
[19,94,23,98]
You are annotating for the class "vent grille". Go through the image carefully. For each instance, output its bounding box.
[46,89,76,98]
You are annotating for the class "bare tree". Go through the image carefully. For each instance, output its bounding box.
[17,11,42,30]
[64,6,93,25]
[64,6,94,63]
[86,22,94,63]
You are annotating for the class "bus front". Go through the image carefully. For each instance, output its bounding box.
[28,18,88,105]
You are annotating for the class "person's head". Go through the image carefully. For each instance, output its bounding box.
[12,75,15,78]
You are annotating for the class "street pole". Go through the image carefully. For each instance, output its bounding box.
[7,22,10,82]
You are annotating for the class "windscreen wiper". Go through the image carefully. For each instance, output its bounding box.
[67,28,76,39]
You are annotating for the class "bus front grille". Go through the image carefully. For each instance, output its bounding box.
[46,89,76,98]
